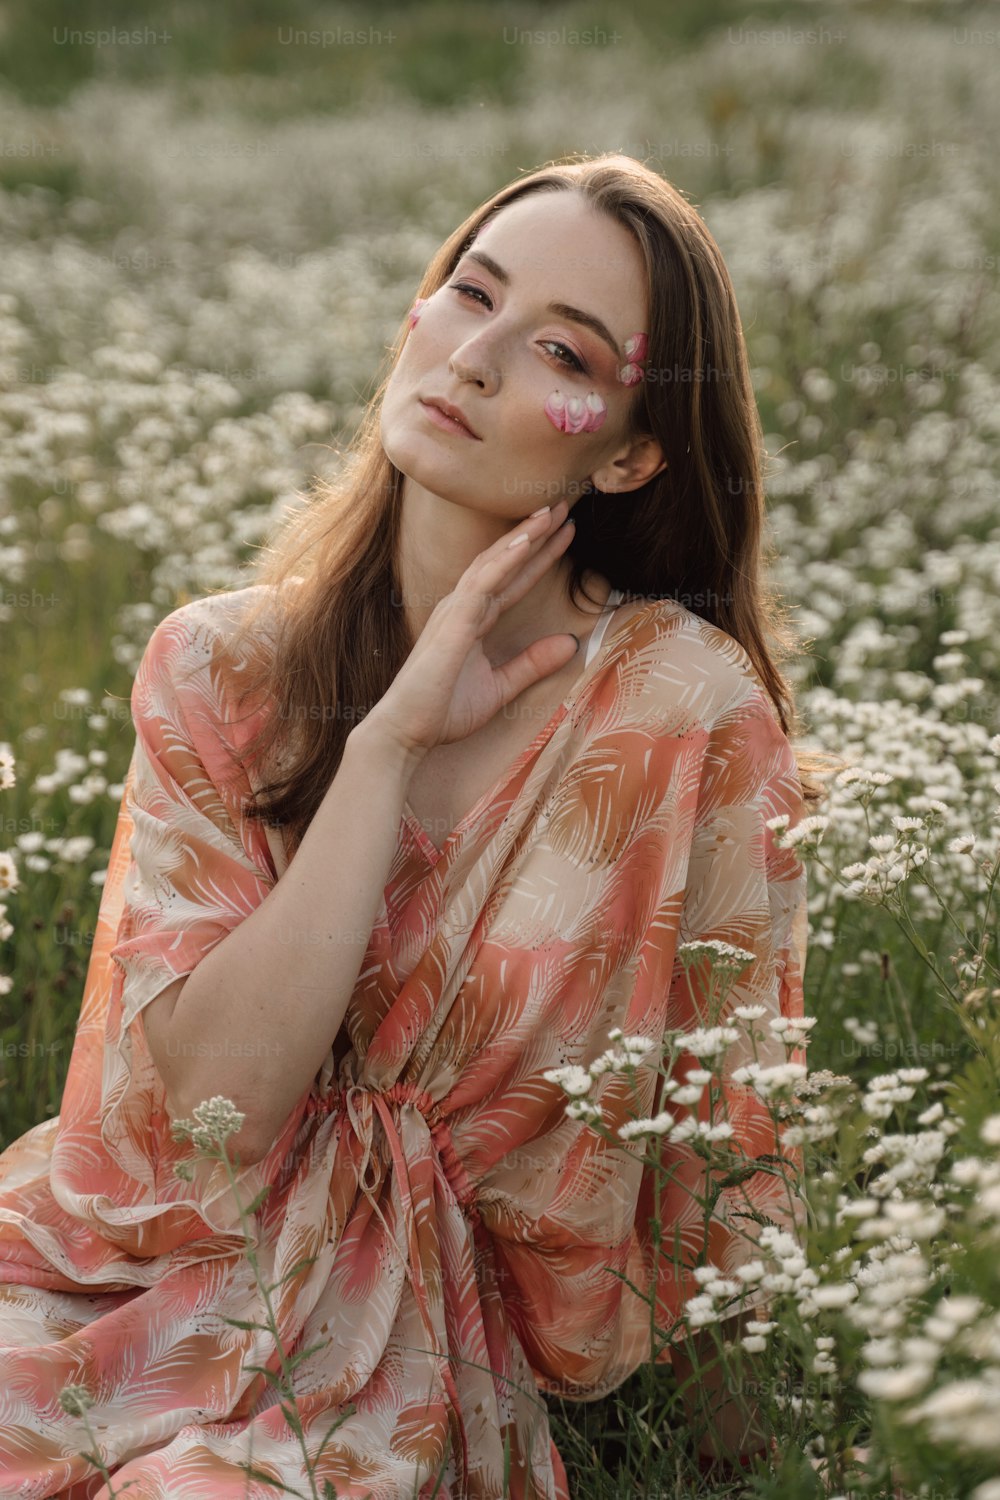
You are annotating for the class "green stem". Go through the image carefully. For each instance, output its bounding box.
[908,908,952,1013]
[972,851,1000,984]
[212,1141,321,1500]
[75,1414,119,1496]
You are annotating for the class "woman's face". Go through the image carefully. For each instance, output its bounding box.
[380,190,653,522]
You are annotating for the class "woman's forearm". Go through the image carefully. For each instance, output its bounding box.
[158,720,426,1164]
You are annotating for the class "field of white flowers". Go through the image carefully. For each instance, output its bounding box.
[1,6,999,1496]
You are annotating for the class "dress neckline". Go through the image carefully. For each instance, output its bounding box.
[401,594,660,867]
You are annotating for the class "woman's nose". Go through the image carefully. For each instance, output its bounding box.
[449,339,502,394]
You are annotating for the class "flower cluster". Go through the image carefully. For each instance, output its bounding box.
[170,1095,246,1153]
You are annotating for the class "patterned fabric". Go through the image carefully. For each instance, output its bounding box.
[0,585,809,1499]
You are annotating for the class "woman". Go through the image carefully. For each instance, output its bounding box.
[0,153,826,1498]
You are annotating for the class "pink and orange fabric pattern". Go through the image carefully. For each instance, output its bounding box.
[0,584,808,1498]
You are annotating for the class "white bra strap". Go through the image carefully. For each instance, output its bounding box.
[583,586,625,667]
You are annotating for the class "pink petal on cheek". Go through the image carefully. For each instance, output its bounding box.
[623,332,648,362]
[564,397,589,434]
[544,389,607,434]
[544,390,568,431]
[618,331,648,385]
[583,393,607,431]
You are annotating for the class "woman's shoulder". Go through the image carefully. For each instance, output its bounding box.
[158,582,287,636]
[141,583,290,667]
[610,595,784,736]
[131,585,294,729]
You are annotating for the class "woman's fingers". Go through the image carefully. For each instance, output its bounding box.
[453,499,579,702]
[485,627,580,709]
[503,513,578,606]
[460,499,575,618]
[364,498,581,755]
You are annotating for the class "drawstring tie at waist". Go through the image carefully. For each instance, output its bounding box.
[304,1080,481,1492]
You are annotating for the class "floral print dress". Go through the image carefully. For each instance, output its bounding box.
[0,584,808,1498]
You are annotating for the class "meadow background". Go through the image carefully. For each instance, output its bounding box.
[1,0,999,1495]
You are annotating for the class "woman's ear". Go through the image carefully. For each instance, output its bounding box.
[590,434,668,494]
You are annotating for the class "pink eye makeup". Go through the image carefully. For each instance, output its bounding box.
[618,332,649,385]
[543,390,607,434]
[446,280,593,376]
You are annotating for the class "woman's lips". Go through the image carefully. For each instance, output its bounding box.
[419,399,481,439]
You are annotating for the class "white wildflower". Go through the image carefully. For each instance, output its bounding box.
[566,1098,604,1124]
[543,1065,593,1098]
[862,1337,900,1367]
[56,836,96,865]
[857,1365,934,1400]
[170,1095,246,1152]
[683,1294,720,1328]
[732,1061,808,1098]
[670,1084,704,1106]
[781,814,829,851]
[811,1283,859,1309]
[618,1112,674,1140]
[735,1261,766,1284]
[681,1025,740,1059]
[677,940,757,980]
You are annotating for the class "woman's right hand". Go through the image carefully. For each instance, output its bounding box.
[363,498,580,757]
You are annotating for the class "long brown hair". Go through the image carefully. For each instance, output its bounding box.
[206,152,839,851]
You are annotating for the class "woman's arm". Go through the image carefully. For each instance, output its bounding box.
[145,719,424,1164]
[143,500,579,1165]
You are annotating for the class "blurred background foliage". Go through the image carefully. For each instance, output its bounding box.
[1,0,929,111]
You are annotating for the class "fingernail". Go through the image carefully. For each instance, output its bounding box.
[507,532,530,549]
[568,633,580,652]
[529,505,551,517]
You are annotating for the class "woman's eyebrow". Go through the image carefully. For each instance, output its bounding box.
[458,248,623,363]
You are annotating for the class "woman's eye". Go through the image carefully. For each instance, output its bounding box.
[449,283,587,375]
[539,340,586,374]
[450,281,492,307]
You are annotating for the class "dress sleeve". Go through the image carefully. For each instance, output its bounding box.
[629,689,810,1351]
[489,685,809,1401]
[51,602,311,1264]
